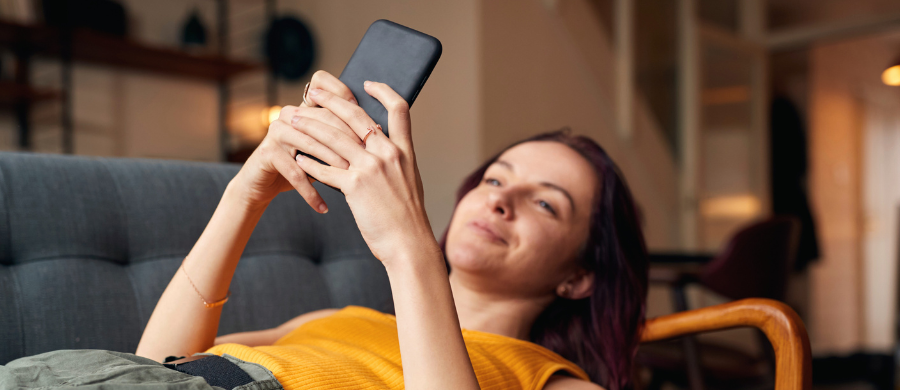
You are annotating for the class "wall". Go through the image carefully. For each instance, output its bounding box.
[481,0,679,250]
[808,29,900,354]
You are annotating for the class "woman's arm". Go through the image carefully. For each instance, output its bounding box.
[298,83,480,390]
[136,70,360,362]
[384,241,481,389]
[135,182,269,362]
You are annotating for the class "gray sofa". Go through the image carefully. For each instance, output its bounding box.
[0,152,393,364]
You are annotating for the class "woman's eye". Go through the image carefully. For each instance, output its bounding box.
[485,178,501,186]
[538,200,556,215]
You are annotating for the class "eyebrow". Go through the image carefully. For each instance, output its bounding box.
[493,160,576,213]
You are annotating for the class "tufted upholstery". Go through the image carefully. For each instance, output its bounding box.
[0,152,393,364]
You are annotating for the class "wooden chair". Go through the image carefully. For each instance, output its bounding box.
[641,298,811,390]
[642,217,801,390]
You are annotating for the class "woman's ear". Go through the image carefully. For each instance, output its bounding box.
[556,269,594,300]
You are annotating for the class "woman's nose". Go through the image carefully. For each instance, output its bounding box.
[486,189,514,219]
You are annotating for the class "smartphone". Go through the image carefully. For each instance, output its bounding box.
[297,20,442,170]
[338,19,442,137]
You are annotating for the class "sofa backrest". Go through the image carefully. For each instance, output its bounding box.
[0,152,392,364]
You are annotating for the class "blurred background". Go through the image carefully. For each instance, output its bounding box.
[0,0,898,389]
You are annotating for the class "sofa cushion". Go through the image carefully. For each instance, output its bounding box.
[0,152,393,364]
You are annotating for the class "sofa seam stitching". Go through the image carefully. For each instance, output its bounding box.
[6,257,26,362]
[99,158,145,327]
[0,161,25,360]
[0,160,11,263]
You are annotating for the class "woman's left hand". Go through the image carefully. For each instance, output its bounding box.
[294,81,438,265]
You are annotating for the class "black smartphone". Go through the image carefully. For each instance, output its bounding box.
[338,19,442,137]
[297,20,441,169]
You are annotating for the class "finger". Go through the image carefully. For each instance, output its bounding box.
[299,106,363,145]
[271,150,329,213]
[271,120,350,169]
[296,152,346,190]
[278,106,360,145]
[310,70,358,106]
[291,115,367,166]
[307,88,378,140]
[363,81,412,151]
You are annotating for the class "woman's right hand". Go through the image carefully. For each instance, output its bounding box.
[230,70,361,212]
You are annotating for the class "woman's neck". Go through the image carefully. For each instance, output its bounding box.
[448,271,555,341]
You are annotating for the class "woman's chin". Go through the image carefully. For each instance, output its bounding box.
[446,242,503,273]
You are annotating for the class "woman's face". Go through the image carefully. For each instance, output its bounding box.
[445,141,598,298]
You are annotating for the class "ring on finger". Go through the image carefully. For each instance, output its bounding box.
[362,128,375,147]
[303,82,314,107]
[363,124,382,146]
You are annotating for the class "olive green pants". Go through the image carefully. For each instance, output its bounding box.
[0,350,282,390]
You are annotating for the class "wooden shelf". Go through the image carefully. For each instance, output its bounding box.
[702,85,750,106]
[0,6,263,155]
[0,20,261,81]
[0,81,59,108]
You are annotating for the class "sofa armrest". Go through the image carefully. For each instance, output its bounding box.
[641,298,811,390]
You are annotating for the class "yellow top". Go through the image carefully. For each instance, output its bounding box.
[206,305,590,390]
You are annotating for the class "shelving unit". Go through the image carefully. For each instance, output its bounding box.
[0,24,259,80]
[0,7,262,157]
[0,79,57,108]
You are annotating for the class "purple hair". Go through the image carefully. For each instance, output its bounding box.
[439,129,649,390]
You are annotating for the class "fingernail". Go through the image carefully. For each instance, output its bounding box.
[309,88,321,96]
[291,115,301,125]
[350,97,358,105]
[364,80,371,87]
[295,154,304,163]
[318,204,328,213]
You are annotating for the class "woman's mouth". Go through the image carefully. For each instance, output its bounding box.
[467,220,507,245]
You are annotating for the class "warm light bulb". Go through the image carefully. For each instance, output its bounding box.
[882,65,900,86]
[700,195,761,219]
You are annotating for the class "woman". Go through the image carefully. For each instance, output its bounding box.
[8,70,646,390]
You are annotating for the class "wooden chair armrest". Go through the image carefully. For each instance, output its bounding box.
[641,298,811,390]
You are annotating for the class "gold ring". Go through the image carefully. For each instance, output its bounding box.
[303,82,314,107]
[364,124,382,144]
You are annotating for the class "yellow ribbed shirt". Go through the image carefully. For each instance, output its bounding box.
[206,305,590,390]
